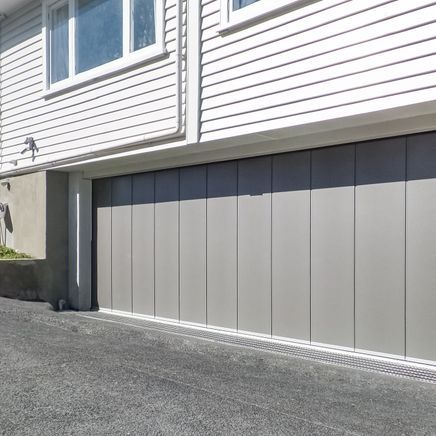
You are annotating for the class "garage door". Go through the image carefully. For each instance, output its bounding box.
[93,132,436,364]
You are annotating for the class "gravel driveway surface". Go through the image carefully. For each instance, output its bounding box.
[0,297,435,435]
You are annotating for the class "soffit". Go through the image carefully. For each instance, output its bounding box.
[0,0,32,19]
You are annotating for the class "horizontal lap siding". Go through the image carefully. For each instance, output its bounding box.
[0,0,185,170]
[200,0,436,139]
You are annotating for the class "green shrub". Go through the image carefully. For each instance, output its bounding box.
[0,245,32,260]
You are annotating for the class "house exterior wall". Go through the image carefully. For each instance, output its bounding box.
[0,171,46,258]
[1,0,436,173]
[1,0,436,366]
[0,171,68,307]
[0,0,185,173]
[200,0,436,141]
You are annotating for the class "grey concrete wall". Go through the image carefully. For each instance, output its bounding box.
[0,172,46,259]
[0,260,40,301]
[68,172,92,311]
[0,171,68,308]
[43,171,69,306]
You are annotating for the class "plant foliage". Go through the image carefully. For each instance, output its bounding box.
[0,245,32,260]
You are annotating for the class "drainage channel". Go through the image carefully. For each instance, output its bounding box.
[80,312,436,385]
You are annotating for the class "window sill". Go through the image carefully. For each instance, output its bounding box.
[219,0,315,34]
[44,45,168,98]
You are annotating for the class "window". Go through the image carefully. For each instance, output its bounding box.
[233,0,259,10]
[221,0,308,31]
[44,0,164,92]
[76,0,123,74]
[50,3,69,83]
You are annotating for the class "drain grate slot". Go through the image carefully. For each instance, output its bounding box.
[86,312,436,384]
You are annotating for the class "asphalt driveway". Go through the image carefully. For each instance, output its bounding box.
[0,297,435,435]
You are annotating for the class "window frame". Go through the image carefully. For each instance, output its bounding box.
[48,0,70,84]
[220,0,310,32]
[43,0,165,95]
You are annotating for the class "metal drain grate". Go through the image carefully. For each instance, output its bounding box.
[83,312,436,384]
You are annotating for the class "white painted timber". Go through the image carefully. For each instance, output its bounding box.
[0,0,185,173]
[200,0,436,140]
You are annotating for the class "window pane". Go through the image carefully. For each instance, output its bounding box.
[132,0,156,51]
[233,0,259,10]
[76,0,122,74]
[50,4,69,84]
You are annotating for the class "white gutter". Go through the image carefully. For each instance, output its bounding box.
[0,0,183,178]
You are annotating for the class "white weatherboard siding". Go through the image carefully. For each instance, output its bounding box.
[0,0,186,172]
[200,0,436,141]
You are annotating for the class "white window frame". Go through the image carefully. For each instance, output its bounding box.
[43,0,165,96]
[220,0,310,32]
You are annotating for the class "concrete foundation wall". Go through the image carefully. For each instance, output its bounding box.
[0,172,46,259]
[68,172,92,311]
[45,171,69,306]
[0,260,40,301]
[0,171,68,307]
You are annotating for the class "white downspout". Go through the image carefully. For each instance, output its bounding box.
[0,0,183,178]
[0,14,6,172]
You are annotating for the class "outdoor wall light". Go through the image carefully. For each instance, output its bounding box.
[21,137,39,161]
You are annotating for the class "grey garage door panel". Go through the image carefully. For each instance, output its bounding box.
[311,188,355,348]
[111,176,133,313]
[355,139,406,357]
[238,157,272,335]
[94,179,112,310]
[311,146,355,348]
[272,152,310,341]
[406,134,436,362]
[94,133,436,364]
[132,173,155,317]
[207,162,238,330]
[180,166,207,324]
[155,170,179,320]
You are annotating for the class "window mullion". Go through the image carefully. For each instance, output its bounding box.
[123,0,130,57]
[69,0,76,77]
[44,1,50,89]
